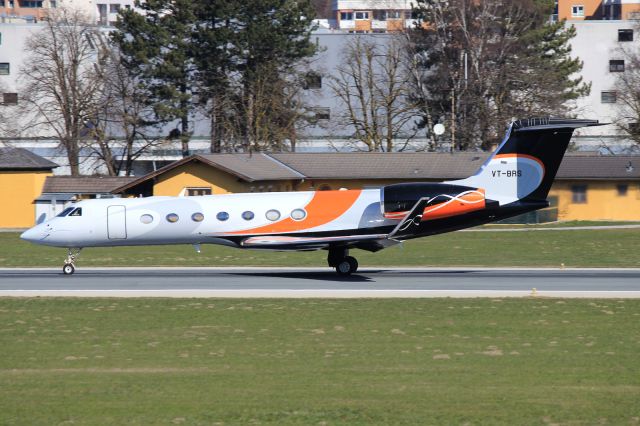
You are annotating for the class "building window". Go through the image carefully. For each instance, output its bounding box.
[191,212,204,222]
[20,1,43,7]
[609,60,625,72]
[601,91,617,103]
[216,211,229,221]
[109,3,120,13]
[313,107,330,121]
[629,122,640,135]
[373,10,386,21]
[355,11,369,20]
[619,29,634,42]
[2,93,17,105]
[387,10,402,19]
[166,213,179,223]
[571,185,587,204]
[0,63,9,75]
[571,5,584,17]
[303,72,322,90]
[186,187,211,196]
[617,184,628,196]
[340,11,353,20]
[50,0,56,7]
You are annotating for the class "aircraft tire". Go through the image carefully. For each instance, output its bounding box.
[63,263,75,275]
[335,256,358,276]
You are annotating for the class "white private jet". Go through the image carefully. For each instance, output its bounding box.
[21,118,602,275]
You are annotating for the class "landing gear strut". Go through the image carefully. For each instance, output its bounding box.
[328,248,358,276]
[63,248,82,275]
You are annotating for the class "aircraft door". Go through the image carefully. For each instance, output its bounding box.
[107,205,127,239]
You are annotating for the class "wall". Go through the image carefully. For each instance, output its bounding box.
[551,180,640,220]
[0,170,50,227]
[152,162,294,196]
[558,0,602,20]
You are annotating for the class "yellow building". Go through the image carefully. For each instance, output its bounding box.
[558,0,640,20]
[0,147,58,228]
[113,152,640,223]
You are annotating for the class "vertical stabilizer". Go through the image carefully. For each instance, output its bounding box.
[448,118,602,205]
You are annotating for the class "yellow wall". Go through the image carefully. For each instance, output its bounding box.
[551,181,640,221]
[152,162,293,196]
[0,171,51,228]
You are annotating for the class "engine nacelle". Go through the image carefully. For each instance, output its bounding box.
[381,183,487,221]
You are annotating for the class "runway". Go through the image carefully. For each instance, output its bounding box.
[1,267,639,298]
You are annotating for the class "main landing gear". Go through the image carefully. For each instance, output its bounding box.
[63,248,82,275]
[328,247,358,276]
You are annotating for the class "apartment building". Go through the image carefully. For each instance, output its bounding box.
[0,0,55,22]
[332,0,417,32]
[0,0,136,25]
[559,0,640,20]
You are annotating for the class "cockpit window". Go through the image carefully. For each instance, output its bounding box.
[56,207,75,217]
[68,208,82,217]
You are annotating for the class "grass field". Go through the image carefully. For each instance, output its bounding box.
[1,227,640,268]
[1,298,639,424]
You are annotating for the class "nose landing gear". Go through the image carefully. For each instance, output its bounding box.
[328,247,358,276]
[63,248,82,275]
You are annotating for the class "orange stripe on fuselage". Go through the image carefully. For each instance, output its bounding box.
[228,189,362,235]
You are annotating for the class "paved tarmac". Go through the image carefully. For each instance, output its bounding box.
[0,267,639,298]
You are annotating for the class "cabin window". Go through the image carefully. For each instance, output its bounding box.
[216,212,229,221]
[56,207,75,217]
[242,211,255,221]
[291,208,307,221]
[571,185,587,203]
[166,213,179,223]
[191,212,204,222]
[140,214,153,224]
[265,209,281,221]
[69,208,82,217]
[617,184,628,196]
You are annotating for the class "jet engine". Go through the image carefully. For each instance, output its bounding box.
[381,183,487,221]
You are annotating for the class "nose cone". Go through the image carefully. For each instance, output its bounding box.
[20,224,48,243]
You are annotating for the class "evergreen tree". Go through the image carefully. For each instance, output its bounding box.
[113,0,197,157]
[113,0,317,154]
[410,0,590,150]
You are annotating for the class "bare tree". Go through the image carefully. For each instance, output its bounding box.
[330,36,420,152]
[613,43,640,148]
[19,7,105,176]
[85,40,163,176]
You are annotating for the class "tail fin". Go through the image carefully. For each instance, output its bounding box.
[449,118,603,205]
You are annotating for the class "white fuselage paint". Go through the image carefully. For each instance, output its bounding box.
[21,189,385,248]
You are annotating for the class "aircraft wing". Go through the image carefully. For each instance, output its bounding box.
[238,233,399,252]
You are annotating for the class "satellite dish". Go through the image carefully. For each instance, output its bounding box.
[433,123,445,136]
